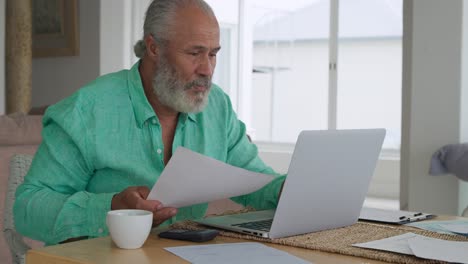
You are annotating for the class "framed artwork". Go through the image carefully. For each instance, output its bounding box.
[32,0,79,57]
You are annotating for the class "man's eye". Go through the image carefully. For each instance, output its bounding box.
[209,53,217,58]
[189,52,199,56]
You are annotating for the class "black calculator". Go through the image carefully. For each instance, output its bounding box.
[158,229,219,242]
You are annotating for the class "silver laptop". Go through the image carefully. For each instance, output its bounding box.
[196,129,386,239]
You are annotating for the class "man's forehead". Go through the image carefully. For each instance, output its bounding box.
[171,5,219,38]
[186,44,221,52]
[170,24,220,50]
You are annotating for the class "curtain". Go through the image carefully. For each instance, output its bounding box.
[5,0,32,114]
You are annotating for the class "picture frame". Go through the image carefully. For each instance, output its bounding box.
[32,0,79,58]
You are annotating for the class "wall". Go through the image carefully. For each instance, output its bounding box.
[459,1,468,214]
[99,0,152,75]
[99,0,132,75]
[31,0,100,107]
[401,0,462,215]
[0,0,5,114]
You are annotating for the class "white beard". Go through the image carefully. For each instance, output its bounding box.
[152,55,211,113]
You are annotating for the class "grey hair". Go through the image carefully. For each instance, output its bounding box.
[134,0,216,58]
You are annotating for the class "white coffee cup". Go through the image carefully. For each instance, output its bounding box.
[106,209,153,249]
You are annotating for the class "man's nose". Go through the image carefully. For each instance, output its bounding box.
[196,56,214,77]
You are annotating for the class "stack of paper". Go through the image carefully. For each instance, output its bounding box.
[353,232,468,263]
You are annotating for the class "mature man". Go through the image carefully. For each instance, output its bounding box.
[14,0,285,245]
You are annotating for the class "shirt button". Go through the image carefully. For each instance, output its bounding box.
[98,228,103,234]
[152,119,157,125]
[157,149,162,154]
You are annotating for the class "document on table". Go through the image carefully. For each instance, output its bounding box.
[353,233,415,255]
[408,236,468,263]
[147,147,275,208]
[407,220,468,235]
[353,232,468,263]
[437,222,468,235]
[165,242,311,264]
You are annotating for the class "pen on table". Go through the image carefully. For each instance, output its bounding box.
[407,214,434,222]
[400,212,422,220]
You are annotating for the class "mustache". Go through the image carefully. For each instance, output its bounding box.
[185,77,212,90]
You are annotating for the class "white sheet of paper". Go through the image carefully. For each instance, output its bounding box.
[407,220,468,235]
[165,242,311,264]
[408,236,468,263]
[352,233,420,255]
[439,222,468,235]
[354,232,468,263]
[147,147,275,208]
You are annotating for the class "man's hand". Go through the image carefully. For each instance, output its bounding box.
[111,186,178,226]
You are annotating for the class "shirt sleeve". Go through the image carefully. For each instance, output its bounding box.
[13,102,115,245]
[222,95,286,210]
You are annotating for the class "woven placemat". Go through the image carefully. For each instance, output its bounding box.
[171,220,468,264]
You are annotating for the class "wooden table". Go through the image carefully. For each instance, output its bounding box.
[26,216,464,264]
[25,230,390,264]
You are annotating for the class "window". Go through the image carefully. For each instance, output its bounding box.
[208,0,402,151]
[250,0,330,143]
[336,0,402,150]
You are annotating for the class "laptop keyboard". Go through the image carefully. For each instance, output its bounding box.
[232,219,273,231]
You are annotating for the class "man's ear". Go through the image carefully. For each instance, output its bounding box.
[144,35,159,61]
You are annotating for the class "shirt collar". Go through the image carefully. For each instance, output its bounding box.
[128,61,156,128]
[184,112,197,123]
[128,61,197,128]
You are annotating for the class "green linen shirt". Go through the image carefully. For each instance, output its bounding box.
[14,62,285,245]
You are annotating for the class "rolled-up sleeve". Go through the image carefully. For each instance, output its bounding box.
[14,102,115,245]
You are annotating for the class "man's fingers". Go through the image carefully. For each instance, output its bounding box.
[137,186,150,199]
[111,186,167,213]
[111,185,177,227]
[129,186,159,210]
[135,198,162,211]
[153,207,178,225]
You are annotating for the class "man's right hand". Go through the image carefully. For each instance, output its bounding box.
[111,186,178,226]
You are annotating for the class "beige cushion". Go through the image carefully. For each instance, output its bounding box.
[0,113,43,146]
[0,114,44,263]
[0,146,44,263]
